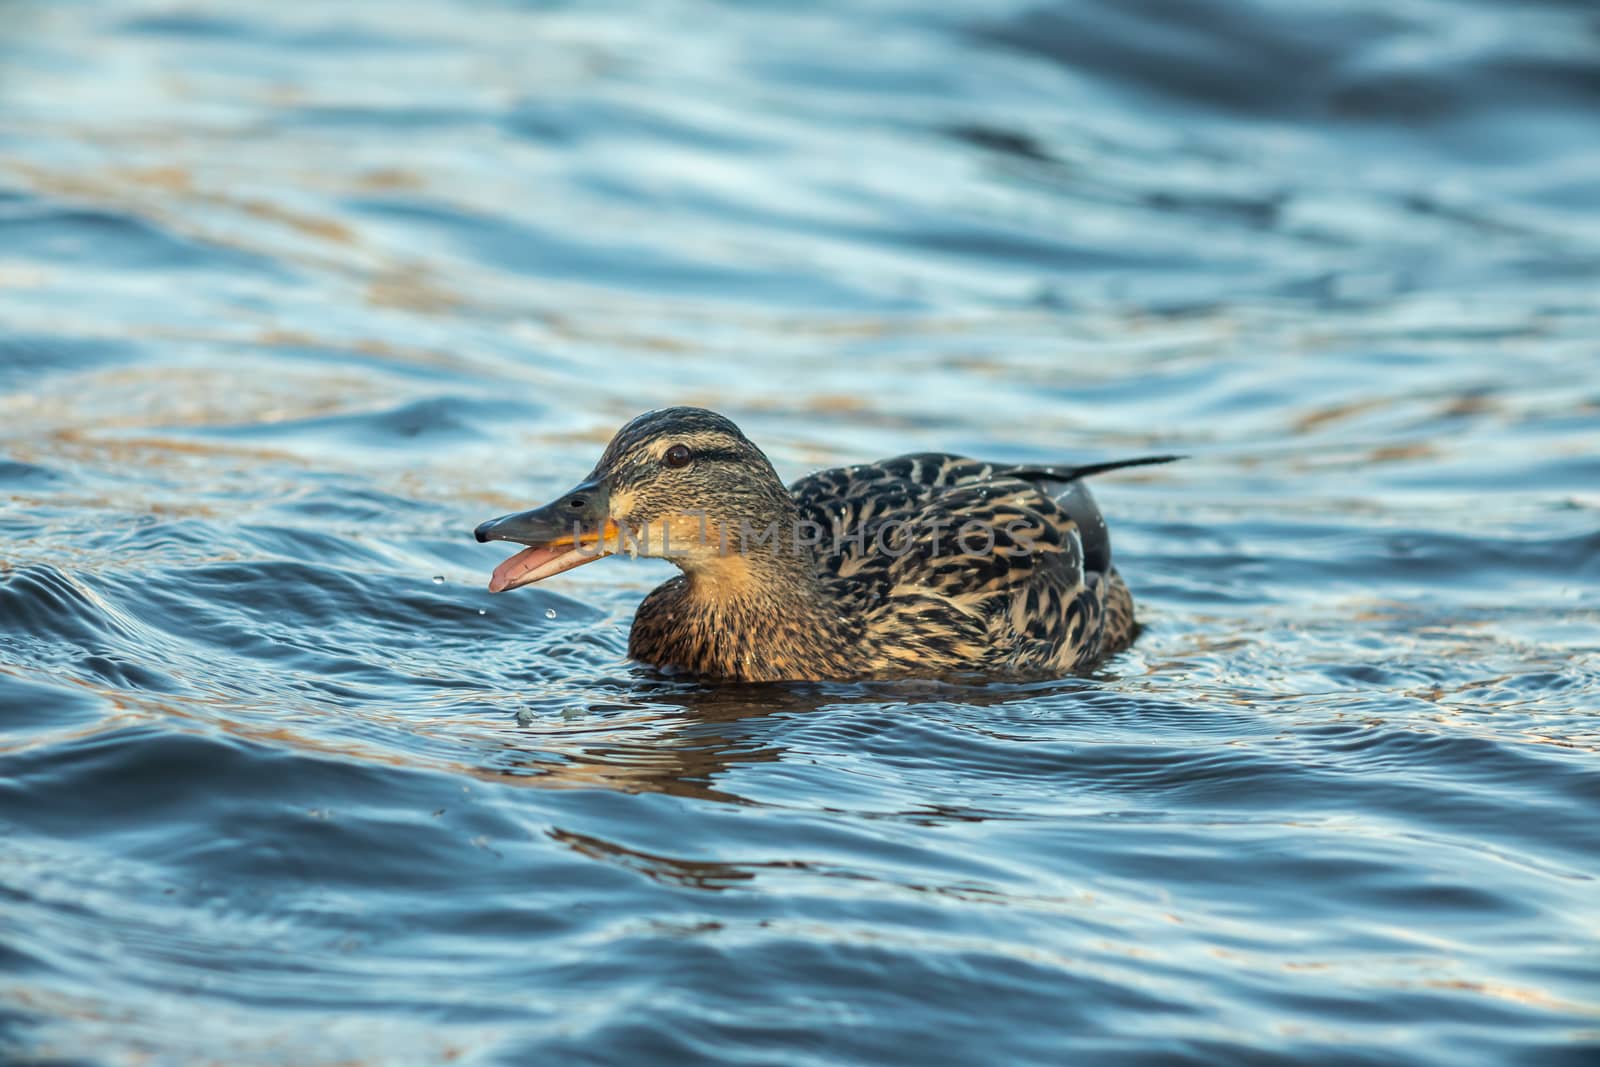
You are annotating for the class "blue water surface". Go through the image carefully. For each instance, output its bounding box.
[1,1,1598,1064]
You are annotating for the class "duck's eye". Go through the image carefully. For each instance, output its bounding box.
[662,444,692,469]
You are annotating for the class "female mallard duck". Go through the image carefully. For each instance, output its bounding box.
[474,407,1174,682]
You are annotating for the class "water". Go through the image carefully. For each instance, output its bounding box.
[2,1,1598,1063]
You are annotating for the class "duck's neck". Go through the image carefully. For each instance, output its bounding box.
[629,510,851,681]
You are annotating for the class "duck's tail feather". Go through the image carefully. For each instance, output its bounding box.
[1001,455,1180,575]
[1002,454,1182,485]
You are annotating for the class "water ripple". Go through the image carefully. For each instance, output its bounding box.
[2,1,1599,1065]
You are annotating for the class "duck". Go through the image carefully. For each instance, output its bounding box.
[473,407,1175,683]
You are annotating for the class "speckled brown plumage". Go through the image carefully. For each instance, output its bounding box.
[476,407,1174,683]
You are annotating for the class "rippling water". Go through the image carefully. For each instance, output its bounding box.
[3,1,1599,1064]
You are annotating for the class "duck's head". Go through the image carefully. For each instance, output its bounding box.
[474,407,797,593]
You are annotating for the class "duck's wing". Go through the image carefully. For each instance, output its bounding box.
[789,452,1178,511]
[786,457,1076,674]
[790,452,984,510]
[789,451,1176,576]
[788,452,1170,674]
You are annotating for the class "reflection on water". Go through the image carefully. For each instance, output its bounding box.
[2,1,1599,1064]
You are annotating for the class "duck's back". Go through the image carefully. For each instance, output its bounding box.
[788,453,1138,678]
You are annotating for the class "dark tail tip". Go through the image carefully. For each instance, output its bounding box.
[1067,454,1185,479]
[1005,454,1184,484]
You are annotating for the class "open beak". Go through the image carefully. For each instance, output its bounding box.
[473,478,618,593]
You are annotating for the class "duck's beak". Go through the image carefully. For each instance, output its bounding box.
[473,478,619,593]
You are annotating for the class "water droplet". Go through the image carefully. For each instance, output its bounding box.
[431,575,445,584]
[544,608,557,619]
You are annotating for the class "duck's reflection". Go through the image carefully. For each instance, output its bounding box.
[467,672,1100,805]
[547,827,757,891]
[464,672,1102,889]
